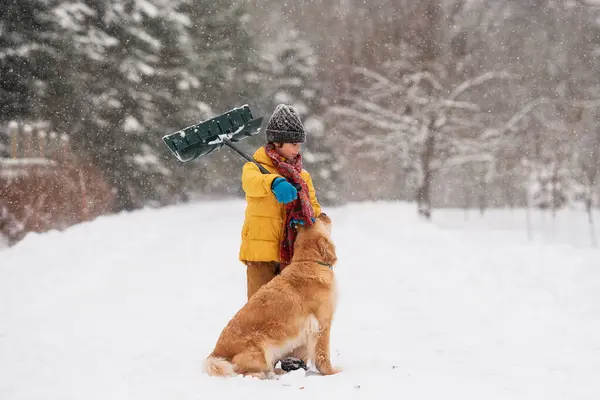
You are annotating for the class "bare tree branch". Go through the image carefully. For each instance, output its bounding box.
[328,106,416,132]
[448,70,514,101]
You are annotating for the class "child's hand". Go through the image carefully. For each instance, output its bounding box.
[272,178,298,203]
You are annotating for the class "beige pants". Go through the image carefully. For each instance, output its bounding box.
[245,261,280,300]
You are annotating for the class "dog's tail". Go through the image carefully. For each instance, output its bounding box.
[203,355,236,377]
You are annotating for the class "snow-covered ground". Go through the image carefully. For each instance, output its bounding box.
[434,206,599,249]
[1,200,599,400]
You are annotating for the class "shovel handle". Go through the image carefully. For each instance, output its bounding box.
[223,139,270,174]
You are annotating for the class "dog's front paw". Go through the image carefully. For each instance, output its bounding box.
[320,365,342,375]
[331,366,343,375]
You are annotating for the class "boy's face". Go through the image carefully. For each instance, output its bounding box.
[276,143,302,161]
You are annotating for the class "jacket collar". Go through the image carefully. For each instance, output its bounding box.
[253,146,275,167]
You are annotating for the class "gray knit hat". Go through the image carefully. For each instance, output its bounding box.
[265,104,306,143]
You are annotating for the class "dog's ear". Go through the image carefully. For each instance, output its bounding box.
[316,235,337,264]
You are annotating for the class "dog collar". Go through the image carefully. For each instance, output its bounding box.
[316,261,334,270]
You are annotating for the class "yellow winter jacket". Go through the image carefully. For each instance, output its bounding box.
[239,146,321,262]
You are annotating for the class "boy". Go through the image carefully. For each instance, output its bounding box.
[239,104,322,299]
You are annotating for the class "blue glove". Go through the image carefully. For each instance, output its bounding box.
[272,177,298,204]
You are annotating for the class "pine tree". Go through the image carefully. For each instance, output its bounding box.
[54,0,170,210]
[53,0,210,209]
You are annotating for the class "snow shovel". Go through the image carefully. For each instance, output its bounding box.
[162,104,271,174]
[162,105,302,192]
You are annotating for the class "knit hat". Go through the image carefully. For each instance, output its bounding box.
[265,104,306,143]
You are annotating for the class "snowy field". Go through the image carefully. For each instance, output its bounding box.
[1,200,599,400]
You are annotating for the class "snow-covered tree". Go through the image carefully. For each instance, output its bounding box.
[331,50,510,217]
[48,0,260,209]
[50,0,174,210]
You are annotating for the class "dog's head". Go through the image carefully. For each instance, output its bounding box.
[293,213,337,266]
[316,212,332,233]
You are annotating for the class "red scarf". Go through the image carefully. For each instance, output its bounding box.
[264,143,315,269]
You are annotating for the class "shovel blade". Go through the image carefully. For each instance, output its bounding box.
[162,105,263,163]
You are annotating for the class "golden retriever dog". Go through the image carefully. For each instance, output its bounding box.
[203,213,340,379]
